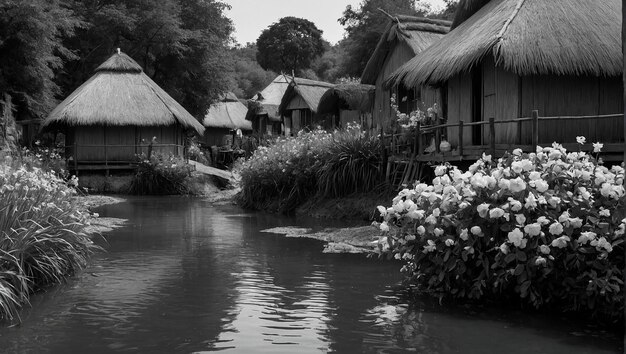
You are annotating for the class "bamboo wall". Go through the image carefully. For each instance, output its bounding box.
[71,124,183,164]
[446,73,472,147]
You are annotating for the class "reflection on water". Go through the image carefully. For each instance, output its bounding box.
[0,197,621,353]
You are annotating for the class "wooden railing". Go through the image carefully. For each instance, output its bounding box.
[66,143,185,170]
[383,110,624,159]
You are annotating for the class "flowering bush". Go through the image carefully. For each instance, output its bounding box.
[374,141,625,318]
[238,125,383,212]
[129,152,194,195]
[0,158,97,322]
[391,94,439,129]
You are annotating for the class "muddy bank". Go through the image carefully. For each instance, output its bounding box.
[261,225,382,254]
[76,195,128,235]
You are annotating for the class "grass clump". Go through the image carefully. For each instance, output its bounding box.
[238,124,383,213]
[129,152,194,195]
[0,154,98,323]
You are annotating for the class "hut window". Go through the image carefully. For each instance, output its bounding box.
[397,84,415,114]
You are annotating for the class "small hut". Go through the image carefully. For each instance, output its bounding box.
[278,78,334,135]
[316,83,375,130]
[41,50,204,170]
[361,15,450,130]
[202,92,252,147]
[389,0,624,160]
[246,74,291,136]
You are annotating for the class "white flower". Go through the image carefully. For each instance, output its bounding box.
[377,205,387,217]
[576,136,586,145]
[535,256,547,266]
[499,243,509,254]
[590,237,612,253]
[524,223,542,237]
[509,177,527,193]
[417,225,426,235]
[511,161,523,174]
[445,238,455,247]
[434,228,444,237]
[577,231,596,245]
[432,208,441,217]
[423,240,436,253]
[509,200,522,212]
[525,193,538,210]
[507,228,527,248]
[434,165,447,176]
[459,228,469,241]
[593,142,603,153]
[548,222,564,235]
[528,171,541,180]
[539,244,551,254]
[470,226,482,236]
[407,210,425,220]
[551,235,570,248]
[533,179,549,193]
[537,216,550,225]
[599,209,610,217]
[512,148,523,156]
[477,203,490,218]
[515,214,526,225]
[489,207,505,219]
[425,215,437,224]
[380,222,390,232]
[405,234,416,241]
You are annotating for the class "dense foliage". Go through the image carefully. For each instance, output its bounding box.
[227,44,277,99]
[238,125,382,213]
[0,154,97,322]
[129,152,194,195]
[374,141,625,319]
[256,17,325,75]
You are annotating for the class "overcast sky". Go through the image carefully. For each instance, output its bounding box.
[223,0,447,45]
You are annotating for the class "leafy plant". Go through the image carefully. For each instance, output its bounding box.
[374,141,625,319]
[129,152,194,195]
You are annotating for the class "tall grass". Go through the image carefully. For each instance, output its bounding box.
[128,152,194,195]
[0,155,98,322]
[238,125,383,213]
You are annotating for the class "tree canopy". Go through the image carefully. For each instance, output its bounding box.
[256,17,325,75]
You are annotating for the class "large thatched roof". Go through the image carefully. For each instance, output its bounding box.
[389,0,622,87]
[360,15,451,84]
[203,92,252,131]
[317,83,375,114]
[42,51,204,134]
[278,78,334,115]
[246,74,291,122]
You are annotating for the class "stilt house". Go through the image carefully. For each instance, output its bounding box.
[278,78,334,135]
[389,0,624,161]
[41,50,205,170]
[202,92,252,147]
[361,15,451,130]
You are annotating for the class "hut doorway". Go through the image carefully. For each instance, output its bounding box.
[471,66,482,145]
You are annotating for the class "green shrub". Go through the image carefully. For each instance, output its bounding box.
[0,158,97,322]
[374,142,625,319]
[238,125,383,213]
[129,152,194,195]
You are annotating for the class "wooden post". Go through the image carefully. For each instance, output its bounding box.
[413,123,419,154]
[517,120,523,145]
[458,120,464,157]
[435,127,441,154]
[489,118,496,157]
[417,123,423,156]
[73,143,78,172]
[531,110,539,149]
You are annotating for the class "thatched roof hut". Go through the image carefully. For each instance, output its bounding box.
[203,92,252,130]
[42,50,204,168]
[387,0,623,159]
[278,77,334,116]
[246,74,291,123]
[360,15,450,131]
[317,84,375,115]
[389,0,622,87]
[43,51,204,134]
[201,92,252,147]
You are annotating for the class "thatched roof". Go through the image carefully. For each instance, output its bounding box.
[317,84,375,114]
[278,78,334,115]
[360,15,451,84]
[42,51,204,134]
[389,0,622,87]
[246,74,291,122]
[203,92,252,131]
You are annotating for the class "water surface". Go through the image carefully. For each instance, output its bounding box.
[0,197,621,353]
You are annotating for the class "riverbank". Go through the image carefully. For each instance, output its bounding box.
[76,195,128,234]
[261,225,381,254]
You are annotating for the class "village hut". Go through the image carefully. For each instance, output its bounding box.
[41,50,205,170]
[202,92,252,147]
[246,74,291,136]
[316,83,375,130]
[278,77,334,135]
[389,0,624,157]
[361,15,451,130]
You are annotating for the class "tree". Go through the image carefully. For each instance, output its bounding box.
[225,43,276,99]
[0,0,80,119]
[256,17,325,75]
[60,0,234,117]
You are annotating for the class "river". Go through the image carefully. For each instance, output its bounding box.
[0,197,621,353]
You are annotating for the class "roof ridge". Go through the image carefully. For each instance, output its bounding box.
[496,0,526,42]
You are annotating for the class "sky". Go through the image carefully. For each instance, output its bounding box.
[223,0,447,45]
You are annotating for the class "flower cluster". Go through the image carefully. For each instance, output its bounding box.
[374,141,625,317]
[390,94,439,129]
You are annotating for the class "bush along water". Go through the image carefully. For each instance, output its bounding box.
[0,155,98,322]
[238,124,382,213]
[129,152,194,195]
[373,140,625,320]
